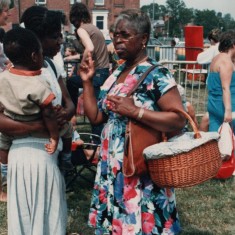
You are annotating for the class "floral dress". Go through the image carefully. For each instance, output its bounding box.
[88,57,181,235]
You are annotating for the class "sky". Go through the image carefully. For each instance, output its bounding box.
[140,0,235,18]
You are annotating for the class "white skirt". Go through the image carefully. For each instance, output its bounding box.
[7,137,67,235]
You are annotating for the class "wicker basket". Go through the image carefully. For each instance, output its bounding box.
[146,109,222,188]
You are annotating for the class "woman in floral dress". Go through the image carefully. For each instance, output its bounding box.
[79,9,186,235]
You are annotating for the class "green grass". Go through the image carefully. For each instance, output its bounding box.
[177,178,235,235]
[66,176,95,234]
[1,120,235,234]
[1,173,235,235]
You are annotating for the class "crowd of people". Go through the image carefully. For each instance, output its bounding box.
[0,1,235,235]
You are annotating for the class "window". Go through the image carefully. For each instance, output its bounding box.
[96,16,104,30]
[92,10,108,37]
[95,0,104,6]
[70,0,81,4]
[35,0,46,4]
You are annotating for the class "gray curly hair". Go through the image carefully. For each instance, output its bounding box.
[114,9,151,44]
[0,0,10,13]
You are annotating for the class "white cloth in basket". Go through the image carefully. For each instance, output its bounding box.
[143,131,220,160]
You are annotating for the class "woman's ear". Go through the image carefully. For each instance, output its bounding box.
[142,33,148,46]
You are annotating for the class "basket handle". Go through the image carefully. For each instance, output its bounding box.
[165,108,201,139]
[174,108,201,138]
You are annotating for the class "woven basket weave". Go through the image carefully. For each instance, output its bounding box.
[146,109,222,188]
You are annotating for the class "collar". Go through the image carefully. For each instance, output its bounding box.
[9,67,42,76]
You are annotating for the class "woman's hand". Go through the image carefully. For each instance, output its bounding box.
[224,109,232,123]
[79,52,95,82]
[106,95,139,118]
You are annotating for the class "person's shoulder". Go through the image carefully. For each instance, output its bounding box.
[149,59,167,70]
[34,74,52,90]
[214,53,229,63]
[82,23,104,38]
[140,60,170,79]
[80,23,96,33]
[210,53,231,71]
[0,69,9,78]
[42,61,57,81]
[141,59,164,73]
[44,57,61,78]
[77,27,88,34]
[83,23,99,31]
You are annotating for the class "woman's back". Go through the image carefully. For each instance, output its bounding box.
[209,53,233,72]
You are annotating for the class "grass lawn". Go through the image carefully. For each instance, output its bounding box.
[1,170,235,235]
[1,121,235,235]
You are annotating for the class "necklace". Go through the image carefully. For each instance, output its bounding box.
[124,56,148,70]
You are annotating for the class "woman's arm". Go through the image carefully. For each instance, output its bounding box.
[107,86,186,133]
[56,76,75,125]
[64,54,80,61]
[0,113,47,136]
[79,52,106,125]
[77,28,94,64]
[220,58,233,122]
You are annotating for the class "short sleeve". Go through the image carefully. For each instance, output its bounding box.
[28,78,55,107]
[140,66,177,102]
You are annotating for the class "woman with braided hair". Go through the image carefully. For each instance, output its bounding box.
[5,6,75,235]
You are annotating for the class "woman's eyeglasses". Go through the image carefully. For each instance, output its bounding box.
[113,32,140,42]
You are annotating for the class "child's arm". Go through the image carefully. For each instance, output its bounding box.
[42,103,59,154]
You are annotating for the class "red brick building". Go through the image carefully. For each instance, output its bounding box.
[6,0,140,39]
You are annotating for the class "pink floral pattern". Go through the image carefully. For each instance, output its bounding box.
[142,212,155,234]
[88,58,181,235]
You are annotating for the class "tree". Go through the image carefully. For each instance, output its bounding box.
[141,0,235,40]
[165,0,187,37]
[223,14,235,31]
[194,10,219,37]
[141,3,166,23]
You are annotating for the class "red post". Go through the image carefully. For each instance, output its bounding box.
[185,25,203,61]
[184,26,204,80]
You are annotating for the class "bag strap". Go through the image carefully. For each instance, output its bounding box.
[127,64,158,97]
[44,57,57,78]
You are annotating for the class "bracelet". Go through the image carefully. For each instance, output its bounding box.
[137,108,145,120]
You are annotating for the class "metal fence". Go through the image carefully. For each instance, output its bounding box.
[64,47,209,118]
[161,60,209,117]
[147,44,208,117]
